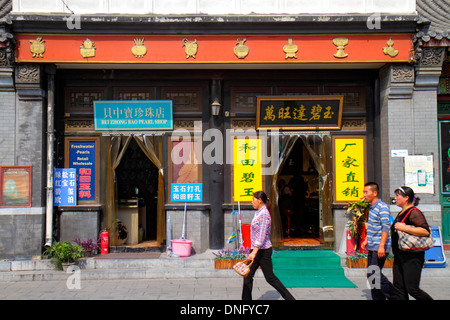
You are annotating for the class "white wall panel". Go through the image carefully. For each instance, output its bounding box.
[12,0,417,14]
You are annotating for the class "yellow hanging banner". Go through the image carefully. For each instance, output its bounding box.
[233,138,263,202]
[334,137,366,202]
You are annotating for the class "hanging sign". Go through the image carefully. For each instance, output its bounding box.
[333,137,366,203]
[171,183,203,202]
[54,168,77,206]
[256,96,343,130]
[94,100,173,131]
[233,138,263,202]
[69,141,96,202]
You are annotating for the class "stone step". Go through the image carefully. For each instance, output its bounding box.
[0,266,245,281]
[2,254,215,272]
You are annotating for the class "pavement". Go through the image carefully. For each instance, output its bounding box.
[0,250,449,301]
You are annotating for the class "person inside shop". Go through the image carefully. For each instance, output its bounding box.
[391,186,433,300]
[278,184,295,237]
[289,175,308,236]
[361,182,396,300]
[242,191,296,300]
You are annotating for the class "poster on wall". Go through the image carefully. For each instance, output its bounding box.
[233,138,263,202]
[404,155,434,194]
[333,137,366,203]
[0,166,32,208]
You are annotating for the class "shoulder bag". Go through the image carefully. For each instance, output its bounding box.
[397,207,434,252]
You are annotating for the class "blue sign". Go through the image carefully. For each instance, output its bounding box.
[94,100,173,131]
[171,183,203,202]
[69,141,96,202]
[54,169,77,206]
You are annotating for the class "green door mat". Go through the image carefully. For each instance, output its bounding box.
[272,250,357,288]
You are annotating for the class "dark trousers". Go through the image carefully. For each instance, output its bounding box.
[242,247,295,300]
[393,252,433,300]
[367,250,396,300]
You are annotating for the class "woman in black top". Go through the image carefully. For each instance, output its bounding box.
[391,186,433,300]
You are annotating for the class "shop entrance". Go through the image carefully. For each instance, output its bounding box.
[277,138,320,246]
[271,134,334,249]
[102,134,165,250]
[115,138,159,247]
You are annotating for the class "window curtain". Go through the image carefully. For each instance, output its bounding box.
[299,134,334,245]
[103,135,132,246]
[268,135,299,247]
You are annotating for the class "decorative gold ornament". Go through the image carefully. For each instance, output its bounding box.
[283,38,298,59]
[332,37,349,58]
[182,38,198,59]
[30,36,45,58]
[234,38,249,59]
[382,37,399,57]
[131,38,148,58]
[80,38,96,58]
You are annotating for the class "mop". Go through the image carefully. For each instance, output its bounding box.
[238,201,245,250]
[181,202,187,240]
[226,201,237,245]
[166,213,178,257]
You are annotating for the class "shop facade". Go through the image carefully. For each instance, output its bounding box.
[0,0,447,258]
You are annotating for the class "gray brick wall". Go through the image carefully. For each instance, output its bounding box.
[378,64,441,228]
[0,68,47,259]
[0,91,16,165]
[0,209,45,259]
[167,209,210,254]
[15,96,45,207]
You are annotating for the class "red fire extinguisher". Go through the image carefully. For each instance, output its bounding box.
[100,230,109,255]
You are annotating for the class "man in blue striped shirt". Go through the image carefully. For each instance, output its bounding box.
[362,182,395,300]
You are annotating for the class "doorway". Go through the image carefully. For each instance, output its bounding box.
[277,138,321,247]
[115,138,159,248]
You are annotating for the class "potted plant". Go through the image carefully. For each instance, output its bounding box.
[384,253,395,268]
[213,247,250,269]
[345,199,370,253]
[346,252,368,268]
[74,238,99,257]
[43,241,84,271]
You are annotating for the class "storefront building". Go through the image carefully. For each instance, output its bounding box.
[0,0,447,259]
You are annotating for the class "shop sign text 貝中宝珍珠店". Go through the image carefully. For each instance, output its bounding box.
[93,100,173,131]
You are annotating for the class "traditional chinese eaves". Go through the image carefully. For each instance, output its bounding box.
[416,0,450,44]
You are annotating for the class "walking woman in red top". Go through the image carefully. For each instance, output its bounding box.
[242,191,295,300]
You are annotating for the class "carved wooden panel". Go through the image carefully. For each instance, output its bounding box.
[65,87,107,114]
[161,87,202,113]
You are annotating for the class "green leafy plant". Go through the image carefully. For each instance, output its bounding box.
[43,241,84,270]
[347,252,367,261]
[345,200,370,237]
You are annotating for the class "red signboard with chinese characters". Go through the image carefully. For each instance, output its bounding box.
[16,34,413,64]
